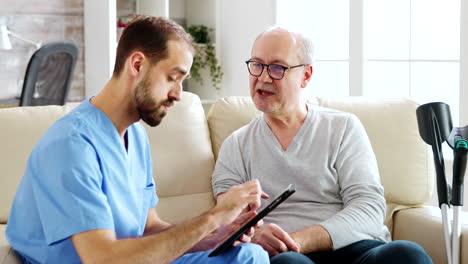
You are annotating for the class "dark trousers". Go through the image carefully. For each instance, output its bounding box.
[270,240,433,264]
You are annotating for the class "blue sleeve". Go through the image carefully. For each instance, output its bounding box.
[31,136,114,245]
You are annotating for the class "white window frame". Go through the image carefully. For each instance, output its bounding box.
[460,0,468,126]
[349,0,468,125]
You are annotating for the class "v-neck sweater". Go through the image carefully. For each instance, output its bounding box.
[212,104,391,250]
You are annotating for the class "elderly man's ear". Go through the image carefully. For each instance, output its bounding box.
[301,65,313,88]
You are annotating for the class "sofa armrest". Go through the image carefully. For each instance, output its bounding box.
[393,206,468,264]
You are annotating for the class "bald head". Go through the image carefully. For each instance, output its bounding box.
[253,27,314,65]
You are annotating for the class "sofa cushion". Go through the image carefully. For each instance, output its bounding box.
[393,206,468,264]
[0,244,21,264]
[143,92,216,222]
[207,97,261,160]
[207,96,434,207]
[0,104,77,223]
[0,225,6,246]
[315,97,434,206]
[0,225,20,264]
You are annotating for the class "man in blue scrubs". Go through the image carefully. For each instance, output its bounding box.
[6,16,268,264]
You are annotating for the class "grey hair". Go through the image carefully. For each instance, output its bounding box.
[256,26,314,65]
[297,32,314,65]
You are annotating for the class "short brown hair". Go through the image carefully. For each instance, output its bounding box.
[113,15,194,77]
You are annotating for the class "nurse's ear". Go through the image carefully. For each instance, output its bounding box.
[127,51,146,79]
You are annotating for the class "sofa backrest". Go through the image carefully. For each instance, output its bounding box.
[146,92,215,223]
[207,96,434,207]
[0,92,215,224]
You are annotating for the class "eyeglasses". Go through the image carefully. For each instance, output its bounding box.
[245,60,306,80]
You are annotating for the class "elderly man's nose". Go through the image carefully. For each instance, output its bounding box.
[258,66,273,82]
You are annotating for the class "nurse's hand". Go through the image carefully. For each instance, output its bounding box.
[214,211,263,246]
[212,179,268,226]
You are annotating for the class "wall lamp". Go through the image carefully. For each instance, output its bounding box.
[0,24,41,50]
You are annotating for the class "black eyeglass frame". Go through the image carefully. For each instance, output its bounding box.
[245,60,307,80]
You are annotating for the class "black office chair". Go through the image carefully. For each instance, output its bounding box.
[19,41,79,106]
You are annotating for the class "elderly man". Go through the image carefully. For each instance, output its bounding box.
[212,27,432,264]
[6,16,269,264]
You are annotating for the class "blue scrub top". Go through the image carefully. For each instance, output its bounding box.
[6,99,157,264]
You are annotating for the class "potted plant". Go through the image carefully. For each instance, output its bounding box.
[187,25,223,93]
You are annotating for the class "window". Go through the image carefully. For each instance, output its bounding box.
[276,0,466,127]
[277,0,349,97]
[364,0,460,124]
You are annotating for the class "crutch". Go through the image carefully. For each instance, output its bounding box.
[416,102,453,264]
[447,126,468,264]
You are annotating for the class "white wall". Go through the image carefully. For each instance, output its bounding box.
[84,0,116,97]
[136,0,169,17]
[186,0,215,28]
[185,0,218,101]
[169,0,186,21]
[218,0,276,97]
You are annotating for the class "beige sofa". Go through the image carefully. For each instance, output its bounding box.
[0,92,467,264]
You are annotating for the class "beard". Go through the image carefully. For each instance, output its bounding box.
[133,75,173,127]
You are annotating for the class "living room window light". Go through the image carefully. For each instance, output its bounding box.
[277,0,465,130]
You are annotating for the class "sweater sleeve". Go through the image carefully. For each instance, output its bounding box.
[211,133,250,198]
[319,114,387,250]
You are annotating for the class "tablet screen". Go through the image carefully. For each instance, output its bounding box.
[208,184,295,257]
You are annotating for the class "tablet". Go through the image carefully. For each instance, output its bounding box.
[208,184,295,257]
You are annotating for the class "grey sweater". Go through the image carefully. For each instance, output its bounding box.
[211,104,391,250]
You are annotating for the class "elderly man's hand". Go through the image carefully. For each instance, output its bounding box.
[251,223,300,256]
[212,179,268,226]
